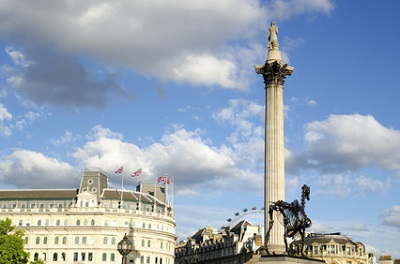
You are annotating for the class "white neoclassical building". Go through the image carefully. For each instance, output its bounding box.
[0,168,177,264]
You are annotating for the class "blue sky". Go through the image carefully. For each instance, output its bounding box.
[0,0,399,259]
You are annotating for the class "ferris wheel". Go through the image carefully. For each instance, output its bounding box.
[226,207,264,226]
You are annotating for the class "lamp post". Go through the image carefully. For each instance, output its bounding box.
[118,233,132,264]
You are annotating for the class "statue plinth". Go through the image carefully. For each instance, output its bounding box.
[245,255,325,264]
[267,49,282,64]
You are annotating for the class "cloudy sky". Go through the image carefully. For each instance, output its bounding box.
[0,0,399,259]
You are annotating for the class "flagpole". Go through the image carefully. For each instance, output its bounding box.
[121,169,125,208]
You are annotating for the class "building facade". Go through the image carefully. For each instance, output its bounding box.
[0,168,177,264]
[175,221,263,264]
[291,232,375,264]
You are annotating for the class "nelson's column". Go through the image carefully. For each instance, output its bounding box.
[255,21,294,254]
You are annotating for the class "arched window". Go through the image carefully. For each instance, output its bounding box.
[91,219,95,226]
[148,223,151,229]
[83,219,88,226]
[43,236,48,244]
[35,237,40,244]
[124,221,129,226]
[62,236,67,244]
[45,219,49,226]
[141,239,145,247]
[104,220,109,226]
[142,222,146,228]
[74,237,79,244]
[111,237,116,245]
[102,253,107,261]
[61,253,66,261]
[103,237,108,245]
[37,220,42,226]
[53,253,58,261]
[76,219,80,226]
[110,253,115,262]
[55,236,59,244]
[64,219,68,226]
[56,220,60,226]
[26,220,30,226]
[34,253,39,261]
[18,220,23,226]
[24,237,29,244]
[147,240,151,247]
[42,253,46,261]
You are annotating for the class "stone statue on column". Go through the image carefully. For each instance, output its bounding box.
[268,21,279,51]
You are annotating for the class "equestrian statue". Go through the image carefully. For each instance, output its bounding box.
[265,184,312,256]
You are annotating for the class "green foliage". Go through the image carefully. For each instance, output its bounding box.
[0,218,29,264]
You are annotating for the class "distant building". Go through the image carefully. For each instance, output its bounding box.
[0,168,177,263]
[291,232,375,264]
[175,221,263,264]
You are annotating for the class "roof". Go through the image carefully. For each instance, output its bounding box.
[0,189,78,200]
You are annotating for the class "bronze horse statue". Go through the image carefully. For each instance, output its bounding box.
[265,184,312,256]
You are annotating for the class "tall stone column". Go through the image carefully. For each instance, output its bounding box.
[255,21,293,254]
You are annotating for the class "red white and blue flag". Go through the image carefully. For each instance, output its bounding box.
[131,168,142,177]
[166,178,173,184]
[115,166,124,173]
[157,174,167,183]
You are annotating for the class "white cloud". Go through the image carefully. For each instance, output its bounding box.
[5,46,33,67]
[0,150,79,188]
[304,114,400,172]
[382,205,400,228]
[0,103,12,136]
[267,0,334,20]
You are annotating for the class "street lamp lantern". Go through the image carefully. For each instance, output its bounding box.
[118,233,132,264]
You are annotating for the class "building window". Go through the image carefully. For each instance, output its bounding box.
[62,236,67,244]
[74,237,79,244]
[18,220,23,226]
[21,203,26,208]
[148,223,151,229]
[147,256,150,263]
[26,220,30,226]
[82,236,87,244]
[12,203,16,208]
[88,252,93,261]
[88,236,94,245]
[34,253,39,261]
[42,253,46,261]
[37,220,42,226]
[84,219,88,226]
[76,219,81,226]
[81,253,86,261]
[61,253,66,261]
[50,203,54,208]
[40,203,45,208]
[88,179,93,185]
[142,223,146,228]
[55,236,59,244]
[43,236,48,244]
[141,239,145,247]
[124,221,129,226]
[147,240,151,247]
[104,220,109,226]
[73,253,78,261]
[64,220,68,226]
[140,256,144,264]
[91,219,95,226]
[53,253,58,261]
[56,220,61,226]
[24,237,29,244]
[102,253,107,262]
[92,188,97,193]
[111,237,116,245]
[103,237,108,245]
[30,203,35,208]
[58,203,63,208]
[110,253,115,262]
[313,245,318,255]
[2,204,7,209]
[36,237,40,244]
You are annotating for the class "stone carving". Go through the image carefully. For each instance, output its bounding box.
[268,21,279,50]
[265,184,312,256]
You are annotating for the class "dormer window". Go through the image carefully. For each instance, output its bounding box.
[87,179,93,185]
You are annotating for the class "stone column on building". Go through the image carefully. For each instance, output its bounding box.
[255,21,294,254]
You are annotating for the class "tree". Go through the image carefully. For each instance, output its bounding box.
[0,218,29,264]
